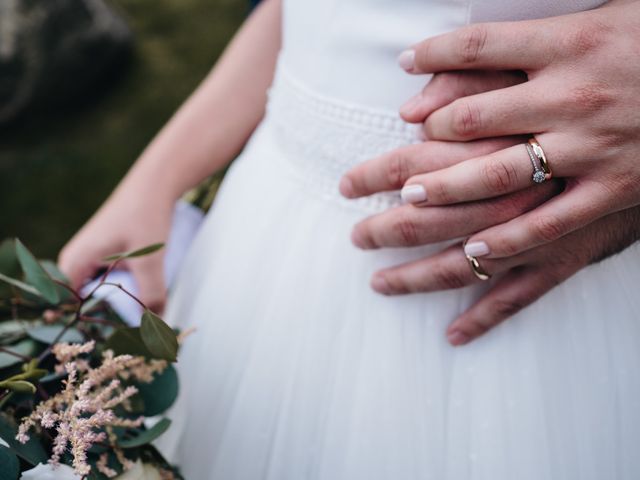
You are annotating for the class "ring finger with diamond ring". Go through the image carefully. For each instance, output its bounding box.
[399,133,565,206]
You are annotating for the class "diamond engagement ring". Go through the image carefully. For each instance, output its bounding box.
[527,137,553,183]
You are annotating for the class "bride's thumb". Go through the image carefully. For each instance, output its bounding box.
[128,254,167,316]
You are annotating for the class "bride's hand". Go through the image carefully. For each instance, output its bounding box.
[394,0,640,261]
[58,185,173,313]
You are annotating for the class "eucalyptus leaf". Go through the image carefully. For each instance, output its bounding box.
[135,364,179,416]
[140,310,178,362]
[0,339,38,369]
[0,413,47,465]
[105,328,153,358]
[0,445,20,480]
[118,418,171,448]
[103,243,165,262]
[41,260,74,302]
[15,240,60,304]
[0,320,31,346]
[0,240,19,275]
[0,272,42,298]
[27,325,84,345]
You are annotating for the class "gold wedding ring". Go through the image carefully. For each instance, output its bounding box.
[463,241,491,281]
[527,137,553,181]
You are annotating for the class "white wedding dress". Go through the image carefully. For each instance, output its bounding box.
[160,0,640,478]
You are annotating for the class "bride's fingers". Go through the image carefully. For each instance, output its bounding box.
[400,70,527,123]
[371,242,517,295]
[400,135,572,206]
[463,180,613,259]
[445,265,558,346]
[340,137,521,199]
[422,80,554,141]
[351,183,559,249]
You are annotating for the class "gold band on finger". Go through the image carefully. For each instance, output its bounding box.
[527,137,553,181]
[462,241,491,281]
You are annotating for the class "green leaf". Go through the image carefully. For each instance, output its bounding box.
[118,418,171,449]
[0,272,42,298]
[27,325,84,345]
[140,310,178,362]
[0,320,31,346]
[135,364,179,416]
[40,260,74,302]
[0,413,47,465]
[0,445,19,480]
[103,243,165,262]
[0,339,38,369]
[0,380,36,394]
[105,328,153,358]
[15,240,60,304]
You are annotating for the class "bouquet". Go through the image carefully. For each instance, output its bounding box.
[0,239,182,479]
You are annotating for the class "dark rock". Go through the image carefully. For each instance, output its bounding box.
[0,0,133,126]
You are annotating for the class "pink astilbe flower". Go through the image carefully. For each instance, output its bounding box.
[16,341,167,477]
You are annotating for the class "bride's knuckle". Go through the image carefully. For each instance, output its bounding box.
[450,100,483,138]
[481,159,519,194]
[456,25,489,65]
[394,217,421,245]
[387,152,412,188]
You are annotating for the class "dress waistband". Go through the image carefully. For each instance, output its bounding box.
[265,64,422,214]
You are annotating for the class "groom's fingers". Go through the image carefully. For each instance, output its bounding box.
[401,20,558,74]
[340,137,520,199]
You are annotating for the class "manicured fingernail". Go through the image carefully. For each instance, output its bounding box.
[371,275,391,295]
[398,49,415,71]
[464,241,490,257]
[448,331,471,346]
[401,184,427,203]
[400,93,422,116]
[339,176,354,198]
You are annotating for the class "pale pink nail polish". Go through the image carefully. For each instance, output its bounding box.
[398,49,415,71]
[464,241,490,257]
[401,184,427,203]
[448,331,471,346]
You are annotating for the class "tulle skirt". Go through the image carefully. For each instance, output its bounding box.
[159,66,640,480]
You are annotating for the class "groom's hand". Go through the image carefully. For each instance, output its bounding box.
[394,0,640,263]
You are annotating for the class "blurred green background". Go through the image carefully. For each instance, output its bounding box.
[0,0,247,258]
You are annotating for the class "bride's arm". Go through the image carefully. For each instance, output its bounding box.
[59,0,282,309]
[119,0,282,201]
